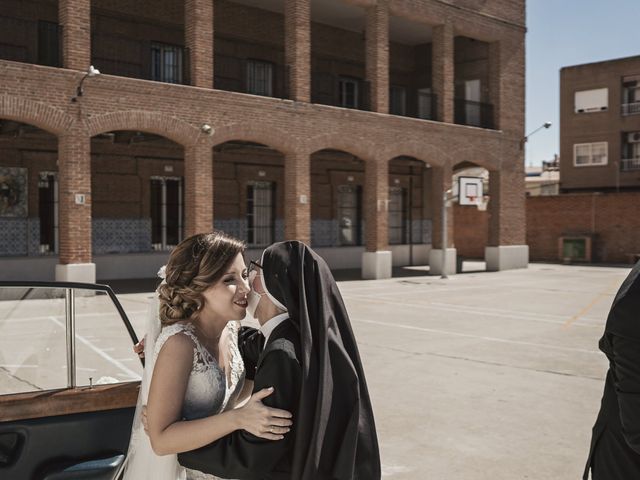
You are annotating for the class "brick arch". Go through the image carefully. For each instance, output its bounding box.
[450,145,502,171]
[212,124,295,155]
[382,140,452,167]
[86,111,199,146]
[0,95,74,135]
[304,134,378,162]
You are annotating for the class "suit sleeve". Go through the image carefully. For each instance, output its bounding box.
[612,334,640,454]
[238,327,263,381]
[177,344,301,479]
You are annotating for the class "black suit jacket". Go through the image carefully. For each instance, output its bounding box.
[178,320,302,480]
[584,264,640,479]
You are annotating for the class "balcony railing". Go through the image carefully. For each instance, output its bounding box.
[0,17,62,67]
[393,91,438,121]
[621,157,640,171]
[622,102,640,116]
[311,74,371,112]
[454,98,494,129]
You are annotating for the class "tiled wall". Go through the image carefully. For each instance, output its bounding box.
[92,218,152,254]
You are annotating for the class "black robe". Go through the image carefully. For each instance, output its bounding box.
[584,262,640,479]
[178,320,302,480]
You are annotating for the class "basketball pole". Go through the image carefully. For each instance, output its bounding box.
[441,188,452,279]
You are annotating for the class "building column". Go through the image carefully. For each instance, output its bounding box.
[432,22,454,124]
[284,0,311,102]
[365,0,389,113]
[184,140,213,237]
[488,41,501,130]
[185,0,214,89]
[59,0,91,71]
[362,160,391,279]
[485,165,528,271]
[56,131,95,283]
[429,164,456,275]
[284,152,310,244]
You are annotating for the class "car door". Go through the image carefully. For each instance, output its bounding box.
[0,282,143,480]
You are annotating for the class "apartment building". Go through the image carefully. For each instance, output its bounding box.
[0,0,526,282]
[560,55,640,192]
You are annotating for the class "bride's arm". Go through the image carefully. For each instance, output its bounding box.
[147,333,292,456]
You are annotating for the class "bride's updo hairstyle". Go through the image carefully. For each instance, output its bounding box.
[158,231,245,327]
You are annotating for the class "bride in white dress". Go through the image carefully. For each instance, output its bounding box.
[123,232,293,480]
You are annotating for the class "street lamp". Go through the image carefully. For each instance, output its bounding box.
[71,65,100,102]
[521,121,552,149]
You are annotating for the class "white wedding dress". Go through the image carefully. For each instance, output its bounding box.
[123,315,246,480]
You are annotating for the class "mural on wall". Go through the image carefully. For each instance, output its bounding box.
[0,167,28,217]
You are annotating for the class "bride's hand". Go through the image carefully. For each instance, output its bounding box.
[237,387,293,440]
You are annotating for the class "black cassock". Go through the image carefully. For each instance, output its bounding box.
[584,261,640,479]
[178,241,381,480]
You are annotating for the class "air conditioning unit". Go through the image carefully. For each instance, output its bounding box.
[627,132,640,143]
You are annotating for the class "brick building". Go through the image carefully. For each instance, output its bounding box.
[560,55,640,192]
[0,0,526,282]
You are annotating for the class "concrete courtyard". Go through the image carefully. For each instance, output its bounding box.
[1,262,628,478]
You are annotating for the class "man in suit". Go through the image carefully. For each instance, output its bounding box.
[584,261,640,479]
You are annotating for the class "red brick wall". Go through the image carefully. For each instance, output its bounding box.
[454,203,488,258]
[527,193,640,263]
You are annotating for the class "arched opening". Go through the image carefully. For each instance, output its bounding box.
[213,140,285,251]
[0,120,58,260]
[309,149,365,269]
[90,130,184,279]
[453,160,490,272]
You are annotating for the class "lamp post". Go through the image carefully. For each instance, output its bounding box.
[521,121,552,149]
[441,188,453,279]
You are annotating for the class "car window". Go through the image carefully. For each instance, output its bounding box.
[74,292,143,386]
[0,286,68,395]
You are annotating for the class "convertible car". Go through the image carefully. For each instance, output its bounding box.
[0,281,143,480]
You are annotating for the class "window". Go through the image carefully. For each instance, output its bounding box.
[151,43,184,84]
[622,78,640,115]
[246,181,274,247]
[337,185,362,246]
[338,77,359,109]
[246,60,274,97]
[37,21,61,67]
[573,142,608,167]
[38,172,58,254]
[390,86,407,116]
[574,88,608,113]
[151,177,183,251]
[388,186,406,245]
[418,87,434,120]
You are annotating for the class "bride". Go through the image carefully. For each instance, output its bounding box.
[123,231,293,480]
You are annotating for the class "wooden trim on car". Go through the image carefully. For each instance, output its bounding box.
[0,381,140,423]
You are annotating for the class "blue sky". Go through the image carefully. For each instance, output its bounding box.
[525,0,640,165]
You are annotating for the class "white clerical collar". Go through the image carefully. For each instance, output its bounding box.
[259,312,289,346]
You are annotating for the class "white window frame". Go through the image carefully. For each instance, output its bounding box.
[151,42,184,84]
[573,142,608,167]
[338,77,359,109]
[150,176,183,251]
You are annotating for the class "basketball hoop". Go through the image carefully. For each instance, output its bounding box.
[466,195,477,205]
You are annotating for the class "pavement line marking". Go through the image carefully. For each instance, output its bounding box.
[342,294,601,328]
[0,364,39,368]
[48,316,141,381]
[351,317,600,355]
[0,310,148,324]
[563,278,621,329]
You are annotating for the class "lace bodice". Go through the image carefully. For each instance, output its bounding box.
[154,321,245,421]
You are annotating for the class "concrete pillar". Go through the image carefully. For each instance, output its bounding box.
[362,160,391,279]
[432,22,454,124]
[59,0,91,71]
[429,164,456,275]
[56,131,95,283]
[284,0,311,102]
[184,140,213,237]
[485,166,528,271]
[185,0,214,89]
[365,0,389,113]
[284,151,310,244]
